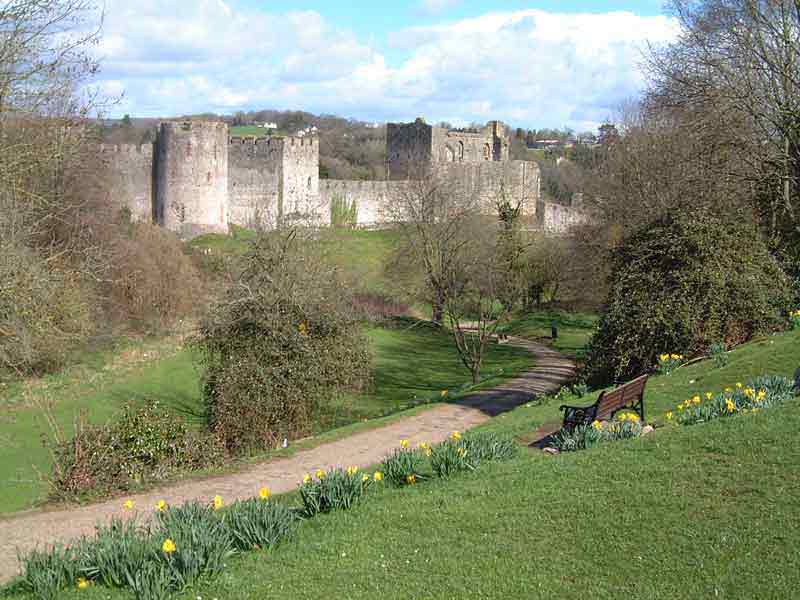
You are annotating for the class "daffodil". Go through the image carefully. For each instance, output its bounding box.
[725,399,736,413]
[303,473,312,484]
[406,474,417,485]
[213,495,223,510]
[346,466,358,476]
[756,390,766,402]
[162,538,177,554]
[591,420,603,431]
[705,392,713,400]
[666,411,673,421]
[156,499,167,512]
[123,499,134,510]
[76,578,90,590]
[373,471,383,482]
[736,382,743,388]
[659,353,670,362]
[362,474,370,483]
[692,395,701,405]
[259,486,271,500]
[316,468,326,479]
[400,439,409,449]
[670,354,680,360]
[450,431,462,441]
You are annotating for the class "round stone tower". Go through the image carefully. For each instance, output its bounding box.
[155,121,228,237]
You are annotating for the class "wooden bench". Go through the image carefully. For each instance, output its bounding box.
[559,374,648,430]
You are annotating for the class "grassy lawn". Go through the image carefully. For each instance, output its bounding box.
[501,309,598,361]
[229,126,285,137]
[8,327,798,599]
[0,322,532,516]
[191,227,404,296]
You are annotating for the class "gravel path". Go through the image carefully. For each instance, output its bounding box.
[0,336,574,584]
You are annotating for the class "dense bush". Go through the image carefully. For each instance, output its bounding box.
[0,241,93,379]
[584,212,792,386]
[49,402,227,500]
[195,231,372,454]
[107,224,205,331]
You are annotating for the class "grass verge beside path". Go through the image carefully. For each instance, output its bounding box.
[7,329,799,599]
[501,310,598,361]
[0,322,533,516]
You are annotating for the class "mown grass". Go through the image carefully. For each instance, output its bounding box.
[501,309,598,360]
[191,227,403,296]
[7,328,799,599]
[229,126,284,137]
[0,323,532,516]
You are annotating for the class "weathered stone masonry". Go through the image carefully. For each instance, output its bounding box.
[104,118,586,237]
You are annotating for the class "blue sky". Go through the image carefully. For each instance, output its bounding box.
[95,1,678,131]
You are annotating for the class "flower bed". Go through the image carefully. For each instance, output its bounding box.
[19,431,517,600]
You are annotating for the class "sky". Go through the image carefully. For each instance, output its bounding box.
[93,0,679,131]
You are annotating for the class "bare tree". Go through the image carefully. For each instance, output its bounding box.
[389,172,525,383]
[649,0,800,247]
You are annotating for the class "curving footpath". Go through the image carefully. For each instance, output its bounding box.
[0,336,574,584]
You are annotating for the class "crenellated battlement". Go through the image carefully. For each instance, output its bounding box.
[98,143,153,156]
[99,117,582,238]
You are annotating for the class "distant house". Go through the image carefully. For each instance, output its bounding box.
[527,139,562,149]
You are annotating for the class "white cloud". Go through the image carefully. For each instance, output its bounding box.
[417,0,462,15]
[90,3,679,131]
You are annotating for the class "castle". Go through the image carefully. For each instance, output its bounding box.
[98,118,587,237]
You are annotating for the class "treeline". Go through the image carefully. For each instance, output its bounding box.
[564,0,800,386]
[0,1,207,382]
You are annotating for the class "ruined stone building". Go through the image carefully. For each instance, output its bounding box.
[98,118,587,238]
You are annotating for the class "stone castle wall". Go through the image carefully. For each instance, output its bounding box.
[97,143,154,222]
[435,160,540,222]
[318,179,408,227]
[154,121,228,237]
[228,137,281,229]
[101,118,587,237]
[539,200,589,234]
[280,136,321,224]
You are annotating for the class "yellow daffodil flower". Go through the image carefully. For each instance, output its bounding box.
[362,474,370,483]
[346,466,358,476]
[373,471,383,482]
[591,420,603,431]
[213,495,223,510]
[665,411,673,420]
[400,439,409,449]
[725,399,736,413]
[450,431,462,441]
[76,578,90,590]
[162,538,177,554]
[123,499,134,510]
[315,468,326,479]
[156,499,166,512]
[406,474,417,485]
[259,486,271,500]
[303,473,312,484]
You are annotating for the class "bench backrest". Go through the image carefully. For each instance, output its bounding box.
[595,374,648,421]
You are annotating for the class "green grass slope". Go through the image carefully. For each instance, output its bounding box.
[7,329,797,600]
[501,310,598,361]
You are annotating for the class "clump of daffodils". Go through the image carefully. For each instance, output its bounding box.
[657,353,685,375]
[790,308,800,329]
[665,375,795,426]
